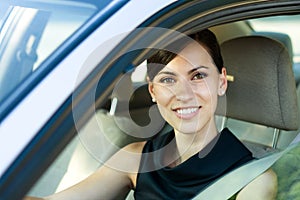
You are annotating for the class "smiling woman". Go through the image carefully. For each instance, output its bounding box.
[147,30,226,140]
[149,54,222,141]
[25,29,277,200]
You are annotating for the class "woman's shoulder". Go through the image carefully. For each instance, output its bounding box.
[236,168,277,199]
[106,141,146,170]
[123,141,147,153]
[116,141,147,188]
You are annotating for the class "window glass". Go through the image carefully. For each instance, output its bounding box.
[131,61,147,83]
[0,0,100,103]
[249,15,300,62]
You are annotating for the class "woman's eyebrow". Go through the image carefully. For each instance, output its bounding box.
[156,71,177,76]
[188,66,209,74]
[156,66,208,76]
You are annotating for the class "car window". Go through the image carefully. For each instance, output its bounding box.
[0,0,99,103]
[249,15,300,62]
[131,61,147,83]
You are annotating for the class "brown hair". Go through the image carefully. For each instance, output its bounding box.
[147,29,223,81]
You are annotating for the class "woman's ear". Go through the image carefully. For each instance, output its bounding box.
[147,77,156,102]
[218,67,228,96]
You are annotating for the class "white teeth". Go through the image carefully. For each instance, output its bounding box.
[176,108,198,115]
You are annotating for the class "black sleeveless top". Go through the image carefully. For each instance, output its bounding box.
[134,128,253,200]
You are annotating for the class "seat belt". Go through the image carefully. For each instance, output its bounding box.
[193,134,300,200]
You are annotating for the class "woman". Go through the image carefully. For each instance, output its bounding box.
[26,29,277,200]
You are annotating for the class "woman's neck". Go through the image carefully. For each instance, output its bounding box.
[173,122,219,164]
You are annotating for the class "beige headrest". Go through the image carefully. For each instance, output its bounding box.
[219,36,299,130]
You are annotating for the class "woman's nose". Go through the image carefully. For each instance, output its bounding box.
[174,79,194,101]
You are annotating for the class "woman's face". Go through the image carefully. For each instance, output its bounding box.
[148,42,227,135]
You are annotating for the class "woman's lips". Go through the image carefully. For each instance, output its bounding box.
[173,106,201,119]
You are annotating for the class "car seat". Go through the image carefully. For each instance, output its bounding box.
[217,35,299,154]
[216,35,300,199]
[252,31,300,86]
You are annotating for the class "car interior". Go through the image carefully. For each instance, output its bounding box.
[27,14,300,199]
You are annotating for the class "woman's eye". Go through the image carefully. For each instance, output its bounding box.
[160,77,175,83]
[192,72,207,80]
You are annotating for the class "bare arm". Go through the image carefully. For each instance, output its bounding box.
[236,168,278,200]
[24,166,131,200]
[24,142,145,200]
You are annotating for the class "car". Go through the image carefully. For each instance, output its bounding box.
[0,0,300,199]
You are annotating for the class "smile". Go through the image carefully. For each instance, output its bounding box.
[173,106,201,119]
[176,107,199,114]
